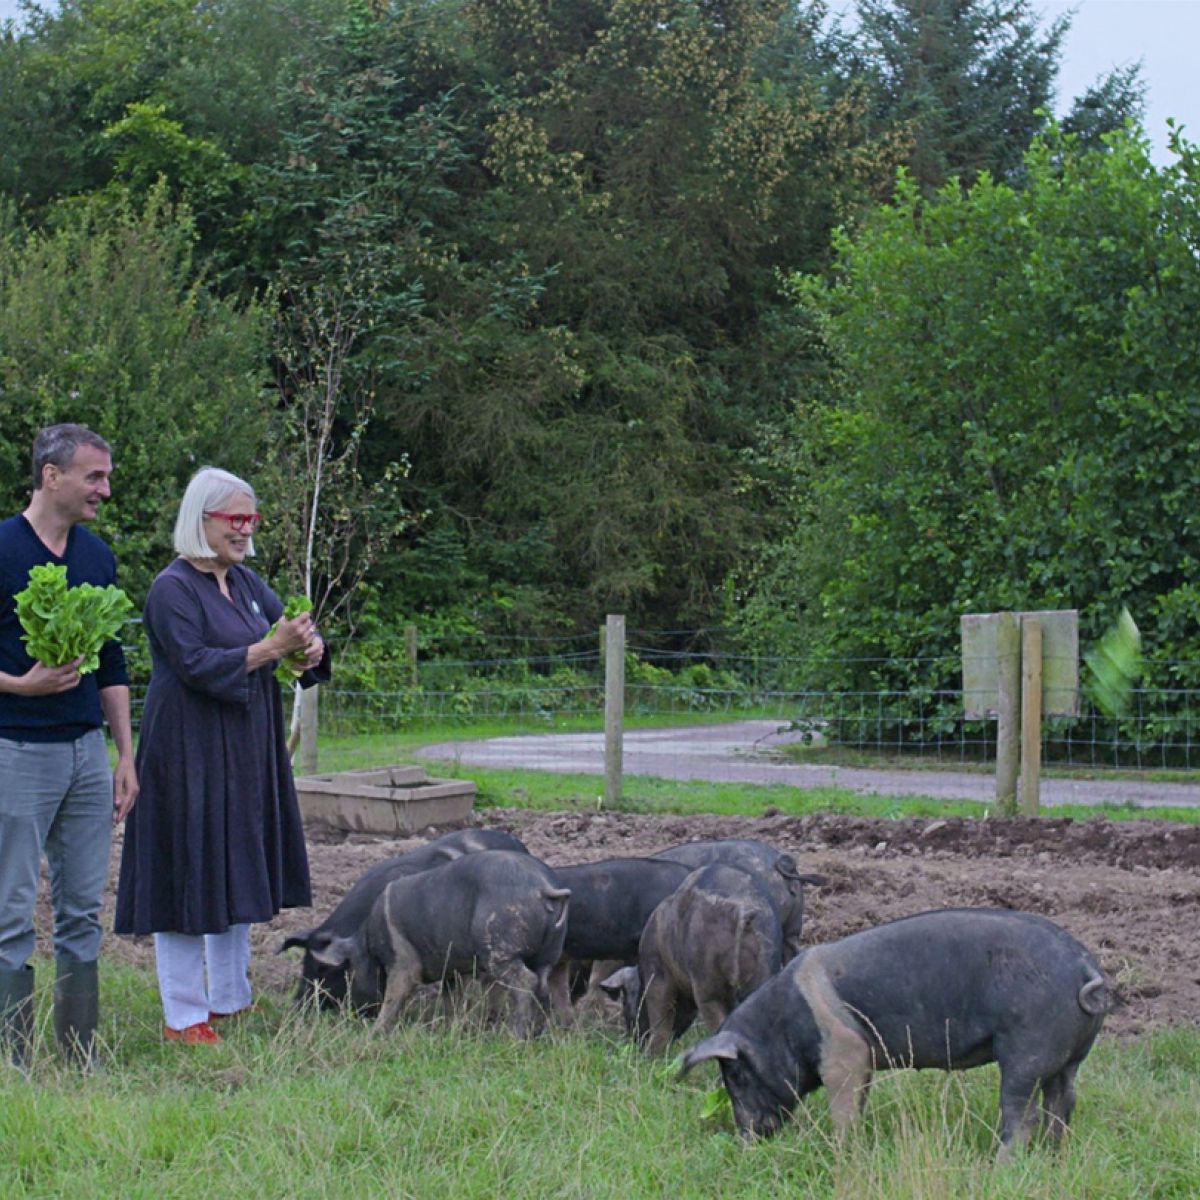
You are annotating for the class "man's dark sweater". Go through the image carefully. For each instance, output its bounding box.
[0,514,130,743]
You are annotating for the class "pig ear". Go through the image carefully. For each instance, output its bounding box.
[278,930,313,954]
[598,965,638,999]
[308,934,356,968]
[678,1031,744,1077]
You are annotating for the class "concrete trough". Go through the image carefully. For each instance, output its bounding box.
[295,765,476,834]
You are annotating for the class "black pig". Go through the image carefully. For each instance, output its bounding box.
[547,856,691,1017]
[680,908,1108,1158]
[602,863,783,1055]
[309,851,570,1038]
[281,828,528,1008]
[657,838,825,960]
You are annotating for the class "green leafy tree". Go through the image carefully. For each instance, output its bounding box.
[0,0,210,207]
[399,0,901,630]
[738,126,1200,703]
[236,1,578,640]
[0,190,269,600]
[0,0,343,264]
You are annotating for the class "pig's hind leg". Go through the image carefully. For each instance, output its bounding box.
[1039,1060,1082,1144]
[546,960,574,1022]
[672,994,698,1043]
[994,1054,1044,1160]
[484,959,543,1038]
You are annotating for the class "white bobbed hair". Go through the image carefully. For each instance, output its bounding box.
[173,466,258,559]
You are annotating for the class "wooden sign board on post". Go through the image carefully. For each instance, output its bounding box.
[962,610,1079,816]
[962,610,1080,719]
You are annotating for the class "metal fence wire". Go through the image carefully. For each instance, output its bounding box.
[120,625,1200,772]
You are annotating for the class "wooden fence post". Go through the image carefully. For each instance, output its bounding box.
[405,624,418,688]
[1020,617,1043,815]
[604,614,625,808]
[995,612,1020,816]
[298,685,319,775]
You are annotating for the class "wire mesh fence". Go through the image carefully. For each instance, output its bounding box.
[120,623,1200,773]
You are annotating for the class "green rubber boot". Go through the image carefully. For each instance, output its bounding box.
[54,956,98,1070]
[1,963,35,1074]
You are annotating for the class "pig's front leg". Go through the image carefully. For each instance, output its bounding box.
[372,942,423,1035]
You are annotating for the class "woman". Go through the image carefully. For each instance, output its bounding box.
[115,467,329,1043]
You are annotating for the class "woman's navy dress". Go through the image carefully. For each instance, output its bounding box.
[115,558,327,936]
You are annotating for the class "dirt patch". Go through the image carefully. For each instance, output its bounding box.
[83,810,1200,1041]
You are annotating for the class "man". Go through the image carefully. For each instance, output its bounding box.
[0,424,138,1071]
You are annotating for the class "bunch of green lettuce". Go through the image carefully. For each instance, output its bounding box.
[15,563,133,674]
[271,593,313,684]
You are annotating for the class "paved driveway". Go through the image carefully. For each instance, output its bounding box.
[416,719,1200,809]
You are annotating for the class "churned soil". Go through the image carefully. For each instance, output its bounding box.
[92,809,1200,1040]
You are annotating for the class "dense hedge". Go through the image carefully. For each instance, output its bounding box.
[737,128,1200,711]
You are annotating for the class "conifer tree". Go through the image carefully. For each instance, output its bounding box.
[853,0,1067,191]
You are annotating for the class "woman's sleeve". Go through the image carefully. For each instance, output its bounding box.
[145,575,251,704]
[300,640,332,689]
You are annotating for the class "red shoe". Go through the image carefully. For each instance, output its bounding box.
[209,1003,258,1022]
[164,1021,221,1044]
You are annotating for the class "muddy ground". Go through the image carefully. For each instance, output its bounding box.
[90,810,1200,1040]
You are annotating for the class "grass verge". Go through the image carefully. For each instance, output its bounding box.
[2,964,1196,1199]
[314,722,1199,824]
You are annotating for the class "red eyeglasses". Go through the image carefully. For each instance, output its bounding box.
[204,510,263,533]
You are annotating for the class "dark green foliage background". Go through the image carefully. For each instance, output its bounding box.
[4,0,1189,683]
[735,131,1200,706]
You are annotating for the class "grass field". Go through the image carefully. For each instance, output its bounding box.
[3,967,1197,1200]
[9,722,1195,1197]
